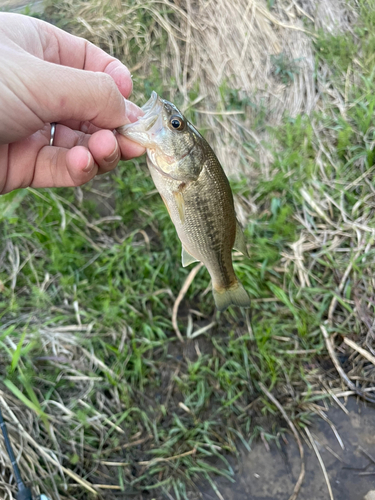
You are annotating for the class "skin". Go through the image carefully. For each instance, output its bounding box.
[0,13,146,195]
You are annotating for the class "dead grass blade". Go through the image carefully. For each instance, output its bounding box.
[327,248,362,325]
[259,383,305,500]
[0,397,98,496]
[172,262,203,343]
[101,436,151,456]
[343,337,375,367]
[305,427,334,500]
[321,326,375,404]
[189,321,216,339]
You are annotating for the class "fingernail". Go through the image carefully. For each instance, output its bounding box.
[104,144,119,164]
[83,151,94,173]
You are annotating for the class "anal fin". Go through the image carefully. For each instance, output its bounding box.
[181,246,199,267]
[234,219,249,257]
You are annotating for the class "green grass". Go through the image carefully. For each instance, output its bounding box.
[1,1,375,499]
[270,53,302,85]
[0,173,322,498]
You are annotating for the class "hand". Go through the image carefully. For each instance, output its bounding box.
[0,13,145,195]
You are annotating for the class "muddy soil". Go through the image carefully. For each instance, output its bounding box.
[199,398,375,500]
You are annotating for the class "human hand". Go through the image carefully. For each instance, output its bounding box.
[0,13,145,195]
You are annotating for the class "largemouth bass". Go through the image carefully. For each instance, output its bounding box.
[117,91,250,311]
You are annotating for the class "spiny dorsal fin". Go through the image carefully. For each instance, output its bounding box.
[181,246,199,267]
[233,219,249,257]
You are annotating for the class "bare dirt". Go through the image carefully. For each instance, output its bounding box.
[199,398,375,500]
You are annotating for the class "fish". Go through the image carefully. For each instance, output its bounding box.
[117,91,250,311]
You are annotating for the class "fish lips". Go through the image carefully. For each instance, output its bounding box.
[117,91,164,147]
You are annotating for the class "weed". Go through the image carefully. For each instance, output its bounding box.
[271,53,302,85]
[314,31,357,74]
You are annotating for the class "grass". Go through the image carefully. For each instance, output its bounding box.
[1,1,375,499]
[270,53,302,85]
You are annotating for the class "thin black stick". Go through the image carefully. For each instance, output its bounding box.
[0,404,33,500]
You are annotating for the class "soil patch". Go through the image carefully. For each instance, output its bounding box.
[199,398,375,500]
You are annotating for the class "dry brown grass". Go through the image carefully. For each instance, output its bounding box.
[46,0,354,178]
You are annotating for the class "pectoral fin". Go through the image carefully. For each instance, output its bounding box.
[182,246,199,267]
[173,191,185,224]
[234,219,249,257]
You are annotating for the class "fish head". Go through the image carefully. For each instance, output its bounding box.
[117,91,204,181]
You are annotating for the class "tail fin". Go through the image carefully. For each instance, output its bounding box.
[213,280,251,311]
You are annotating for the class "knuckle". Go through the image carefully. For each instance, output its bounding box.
[96,72,118,97]
[92,73,122,121]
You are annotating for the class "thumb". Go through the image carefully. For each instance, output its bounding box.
[28,57,131,130]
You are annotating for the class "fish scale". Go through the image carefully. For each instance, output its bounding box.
[117,91,251,311]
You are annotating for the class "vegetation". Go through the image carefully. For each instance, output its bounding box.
[1,1,375,499]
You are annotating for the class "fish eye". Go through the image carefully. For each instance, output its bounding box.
[169,115,185,131]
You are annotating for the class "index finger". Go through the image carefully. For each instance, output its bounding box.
[41,20,133,98]
[2,13,133,98]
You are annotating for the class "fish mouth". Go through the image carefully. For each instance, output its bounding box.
[116,91,163,146]
[141,91,159,114]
